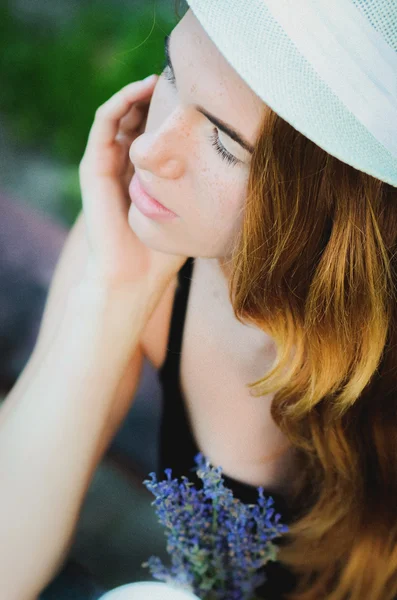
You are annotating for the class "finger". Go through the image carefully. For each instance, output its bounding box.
[86,76,158,151]
[122,162,135,194]
[116,108,149,156]
[119,102,149,134]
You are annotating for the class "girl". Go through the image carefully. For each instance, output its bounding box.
[2,1,397,599]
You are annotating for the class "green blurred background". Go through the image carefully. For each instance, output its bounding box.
[0,0,183,225]
[0,1,189,598]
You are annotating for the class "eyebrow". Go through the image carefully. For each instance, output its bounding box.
[164,34,255,155]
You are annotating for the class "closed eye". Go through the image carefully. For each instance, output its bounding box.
[161,59,240,167]
[161,58,176,87]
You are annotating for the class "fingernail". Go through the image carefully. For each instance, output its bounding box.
[143,74,157,82]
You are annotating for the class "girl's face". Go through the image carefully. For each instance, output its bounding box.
[129,8,266,265]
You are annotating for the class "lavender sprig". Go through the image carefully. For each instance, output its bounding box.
[142,453,289,600]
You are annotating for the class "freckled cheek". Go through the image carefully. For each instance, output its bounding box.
[206,192,244,235]
[219,181,246,217]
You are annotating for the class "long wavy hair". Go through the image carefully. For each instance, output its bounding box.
[230,105,397,600]
[174,2,397,598]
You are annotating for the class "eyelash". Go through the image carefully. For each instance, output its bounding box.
[161,63,239,167]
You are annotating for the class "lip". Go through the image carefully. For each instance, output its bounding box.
[128,173,178,221]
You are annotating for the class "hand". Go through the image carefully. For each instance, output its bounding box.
[78,75,187,293]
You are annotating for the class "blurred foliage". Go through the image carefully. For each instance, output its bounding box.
[0,1,181,223]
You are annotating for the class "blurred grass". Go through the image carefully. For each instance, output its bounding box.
[0,1,181,225]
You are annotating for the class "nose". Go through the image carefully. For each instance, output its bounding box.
[129,108,190,179]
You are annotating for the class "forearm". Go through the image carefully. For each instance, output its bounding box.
[0,284,149,600]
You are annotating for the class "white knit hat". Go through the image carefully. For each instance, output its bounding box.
[185,0,397,188]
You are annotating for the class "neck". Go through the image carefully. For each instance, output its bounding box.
[217,255,233,282]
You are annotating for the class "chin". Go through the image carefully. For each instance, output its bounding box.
[127,206,177,251]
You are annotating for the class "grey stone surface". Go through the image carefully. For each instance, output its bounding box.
[69,454,168,591]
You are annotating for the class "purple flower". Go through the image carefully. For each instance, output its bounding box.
[142,453,289,600]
